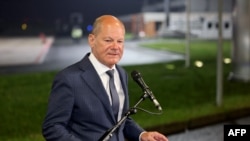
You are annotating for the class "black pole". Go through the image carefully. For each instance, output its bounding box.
[99,91,149,141]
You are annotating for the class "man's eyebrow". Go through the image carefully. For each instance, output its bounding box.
[103,36,113,39]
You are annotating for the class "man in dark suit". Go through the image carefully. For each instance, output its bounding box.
[42,15,168,141]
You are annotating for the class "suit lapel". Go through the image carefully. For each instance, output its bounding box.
[116,66,129,114]
[78,54,116,122]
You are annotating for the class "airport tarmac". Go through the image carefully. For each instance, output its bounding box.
[0,36,54,66]
[167,116,250,141]
[0,37,184,73]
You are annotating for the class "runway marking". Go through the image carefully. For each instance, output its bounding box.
[34,37,54,64]
[0,37,54,66]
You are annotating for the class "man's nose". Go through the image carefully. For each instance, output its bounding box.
[111,41,119,48]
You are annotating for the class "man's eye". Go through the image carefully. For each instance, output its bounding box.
[105,40,112,42]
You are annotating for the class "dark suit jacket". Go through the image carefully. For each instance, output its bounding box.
[42,53,144,141]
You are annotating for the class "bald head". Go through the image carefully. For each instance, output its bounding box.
[91,15,125,35]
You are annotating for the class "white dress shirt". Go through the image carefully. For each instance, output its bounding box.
[88,53,125,121]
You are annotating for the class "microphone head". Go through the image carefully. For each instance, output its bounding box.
[131,70,141,81]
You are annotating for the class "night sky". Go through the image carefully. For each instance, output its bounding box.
[0,0,143,24]
[0,0,144,35]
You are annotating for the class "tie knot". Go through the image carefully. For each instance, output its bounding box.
[106,69,114,78]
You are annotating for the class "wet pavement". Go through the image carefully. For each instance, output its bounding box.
[0,37,183,74]
[168,116,250,141]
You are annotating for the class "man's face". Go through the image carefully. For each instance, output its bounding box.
[88,22,125,68]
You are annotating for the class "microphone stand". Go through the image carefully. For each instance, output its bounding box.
[99,91,149,141]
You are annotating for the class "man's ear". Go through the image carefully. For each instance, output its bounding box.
[88,34,95,48]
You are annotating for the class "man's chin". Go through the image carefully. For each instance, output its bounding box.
[108,59,120,65]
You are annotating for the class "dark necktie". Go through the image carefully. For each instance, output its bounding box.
[106,69,120,119]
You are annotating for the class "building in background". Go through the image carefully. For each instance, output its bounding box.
[120,0,234,39]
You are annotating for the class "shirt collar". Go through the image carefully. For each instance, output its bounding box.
[89,53,116,75]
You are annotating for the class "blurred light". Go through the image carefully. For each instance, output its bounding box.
[71,27,82,39]
[21,23,27,30]
[165,64,175,70]
[139,31,145,38]
[194,60,203,68]
[86,25,93,32]
[224,58,231,64]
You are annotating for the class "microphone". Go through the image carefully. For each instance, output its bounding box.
[131,70,162,111]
